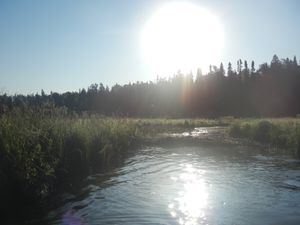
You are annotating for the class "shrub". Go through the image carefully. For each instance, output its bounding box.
[228,118,300,158]
[253,120,273,143]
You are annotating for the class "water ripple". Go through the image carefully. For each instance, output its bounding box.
[43,145,300,225]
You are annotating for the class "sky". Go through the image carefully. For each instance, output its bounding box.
[0,0,299,94]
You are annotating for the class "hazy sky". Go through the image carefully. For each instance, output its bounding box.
[0,0,299,94]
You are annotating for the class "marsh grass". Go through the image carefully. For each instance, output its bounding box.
[0,106,140,214]
[1,107,300,218]
[229,118,300,157]
[132,117,228,137]
[0,109,230,206]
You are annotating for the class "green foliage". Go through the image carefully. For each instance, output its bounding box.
[1,109,300,211]
[253,120,273,143]
[0,106,140,205]
[0,109,229,207]
[229,118,300,157]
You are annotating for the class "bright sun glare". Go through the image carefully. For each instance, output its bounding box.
[141,2,224,75]
[169,164,208,225]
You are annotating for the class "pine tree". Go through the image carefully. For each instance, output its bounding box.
[242,60,250,81]
[293,56,298,67]
[219,63,225,77]
[251,60,255,74]
[227,62,234,78]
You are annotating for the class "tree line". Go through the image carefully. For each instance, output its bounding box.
[1,55,300,117]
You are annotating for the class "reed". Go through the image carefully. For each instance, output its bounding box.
[229,118,300,157]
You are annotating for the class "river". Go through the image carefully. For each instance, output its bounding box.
[38,143,300,225]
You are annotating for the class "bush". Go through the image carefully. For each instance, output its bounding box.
[253,120,273,143]
[228,119,300,158]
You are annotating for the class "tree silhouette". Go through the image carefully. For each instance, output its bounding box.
[0,54,300,118]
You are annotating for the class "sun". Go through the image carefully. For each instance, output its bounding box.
[141,2,224,75]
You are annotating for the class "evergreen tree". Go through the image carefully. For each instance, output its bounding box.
[219,63,225,77]
[227,62,234,78]
[251,60,255,74]
[271,54,281,70]
[293,56,298,67]
[1,54,300,117]
[242,60,250,82]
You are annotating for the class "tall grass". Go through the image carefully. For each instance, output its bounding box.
[229,119,300,157]
[0,104,220,207]
[0,106,140,210]
[0,107,230,209]
[131,117,228,137]
[1,107,299,216]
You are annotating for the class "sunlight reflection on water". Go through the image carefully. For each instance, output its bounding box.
[42,146,300,225]
[169,164,208,225]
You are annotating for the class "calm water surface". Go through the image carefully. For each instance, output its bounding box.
[43,144,300,225]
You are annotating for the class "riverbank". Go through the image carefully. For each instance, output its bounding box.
[1,108,300,223]
[0,109,227,222]
[228,119,300,157]
[142,120,300,158]
[0,107,140,222]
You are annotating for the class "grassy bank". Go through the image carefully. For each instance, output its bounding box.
[229,118,300,157]
[0,106,140,218]
[131,117,229,137]
[1,108,300,220]
[0,107,224,216]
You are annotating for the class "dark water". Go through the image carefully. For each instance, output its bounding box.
[41,144,300,225]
